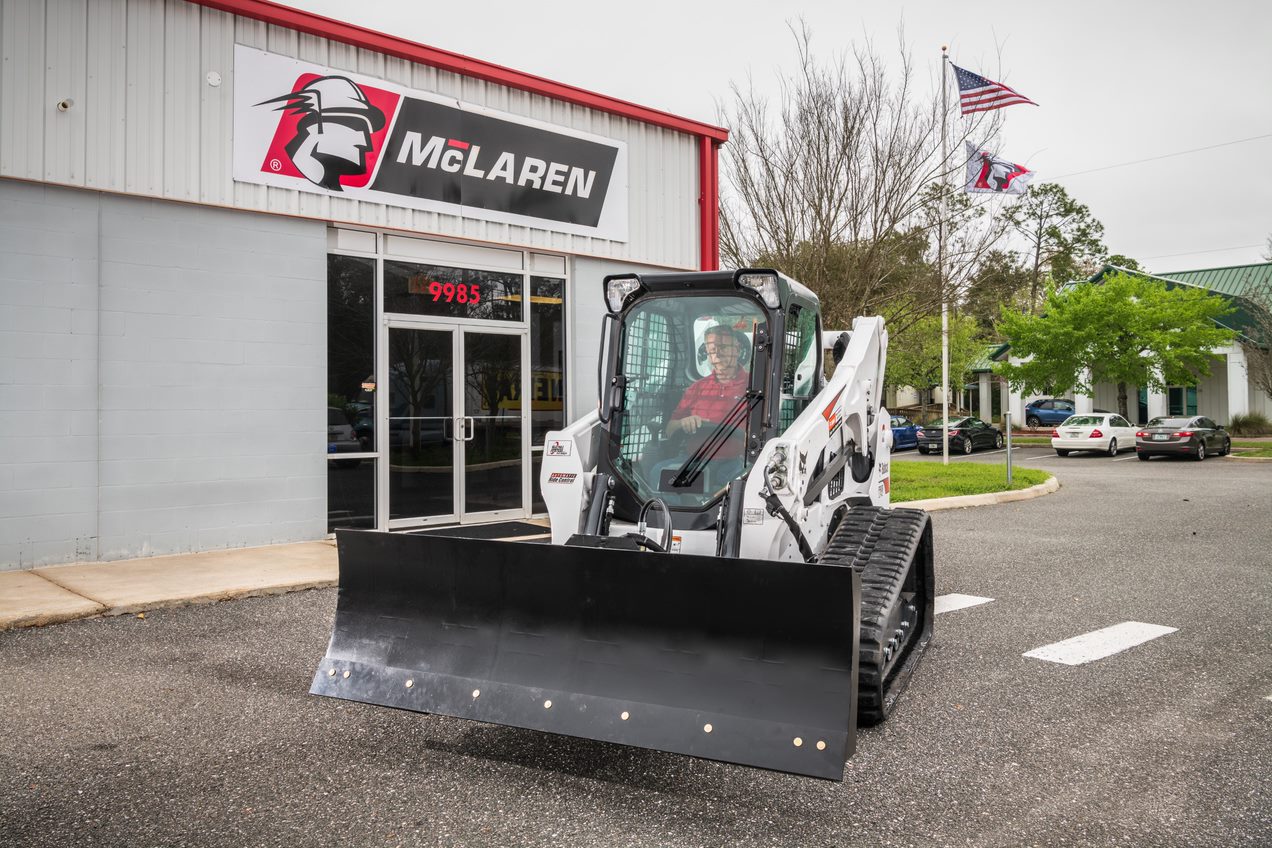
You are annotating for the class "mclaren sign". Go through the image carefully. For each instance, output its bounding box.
[233,46,629,240]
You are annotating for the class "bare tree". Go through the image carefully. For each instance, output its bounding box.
[719,24,1008,334]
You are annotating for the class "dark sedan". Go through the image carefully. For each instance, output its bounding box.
[1135,416,1231,461]
[916,417,1004,455]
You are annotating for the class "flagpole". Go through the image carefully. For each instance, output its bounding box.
[939,46,950,466]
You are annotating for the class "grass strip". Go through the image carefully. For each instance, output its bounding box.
[1232,447,1272,457]
[890,460,1052,503]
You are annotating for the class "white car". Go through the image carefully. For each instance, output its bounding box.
[1051,413,1138,456]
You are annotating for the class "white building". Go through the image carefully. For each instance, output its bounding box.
[0,0,727,568]
[1005,263,1272,426]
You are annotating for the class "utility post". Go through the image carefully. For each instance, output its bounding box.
[1005,410,1013,484]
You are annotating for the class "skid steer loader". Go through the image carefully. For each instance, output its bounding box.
[311,269,934,781]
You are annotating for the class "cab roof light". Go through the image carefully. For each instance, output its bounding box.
[605,276,641,313]
[736,272,781,308]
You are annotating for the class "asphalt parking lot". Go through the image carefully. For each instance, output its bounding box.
[2,457,1269,847]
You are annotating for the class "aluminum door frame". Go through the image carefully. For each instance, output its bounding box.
[381,319,460,530]
[378,318,530,529]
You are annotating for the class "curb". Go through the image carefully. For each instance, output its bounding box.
[1225,454,1272,462]
[896,475,1060,512]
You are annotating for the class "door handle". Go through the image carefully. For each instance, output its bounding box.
[464,417,475,442]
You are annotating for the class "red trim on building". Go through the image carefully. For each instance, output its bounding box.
[192,0,728,142]
[698,138,720,271]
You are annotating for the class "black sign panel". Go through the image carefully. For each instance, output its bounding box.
[372,99,619,228]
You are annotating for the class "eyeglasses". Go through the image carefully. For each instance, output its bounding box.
[705,343,738,355]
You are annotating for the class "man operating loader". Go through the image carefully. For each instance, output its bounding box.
[665,324,750,442]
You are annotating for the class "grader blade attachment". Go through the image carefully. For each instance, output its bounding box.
[311,529,861,780]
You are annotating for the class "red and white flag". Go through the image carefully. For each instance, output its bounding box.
[964,142,1034,196]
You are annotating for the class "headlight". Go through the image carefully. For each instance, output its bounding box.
[605,276,641,313]
[736,272,781,308]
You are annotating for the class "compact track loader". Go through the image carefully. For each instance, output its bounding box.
[312,269,934,780]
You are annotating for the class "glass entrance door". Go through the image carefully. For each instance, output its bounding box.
[384,324,527,527]
[460,329,526,519]
[387,326,458,525]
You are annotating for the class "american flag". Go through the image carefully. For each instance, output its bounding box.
[952,64,1037,115]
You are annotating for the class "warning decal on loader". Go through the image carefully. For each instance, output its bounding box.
[821,389,844,434]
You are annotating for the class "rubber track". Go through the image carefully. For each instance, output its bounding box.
[820,506,933,726]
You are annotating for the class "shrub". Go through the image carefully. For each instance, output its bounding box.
[1227,411,1272,435]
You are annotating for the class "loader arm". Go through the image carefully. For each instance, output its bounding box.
[725,315,894,564]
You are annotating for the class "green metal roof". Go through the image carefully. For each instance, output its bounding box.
[969,342,1011,372]
[1151,262,1272,300]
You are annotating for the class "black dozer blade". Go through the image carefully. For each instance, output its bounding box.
[311,529,861,780]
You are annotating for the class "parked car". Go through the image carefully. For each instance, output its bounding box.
[889,415,920,451]
[1051,413,1138,457]
[916,417,1004,455]
[1135,416,1231,461]
[1024,398,1076,428]
[328,407,363,468]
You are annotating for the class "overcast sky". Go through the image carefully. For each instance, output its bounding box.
[284,0,1271,272]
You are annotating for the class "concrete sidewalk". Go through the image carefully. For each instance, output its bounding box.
[0,541,338,631]
[0,476,1059,631]
[0,519,555,631]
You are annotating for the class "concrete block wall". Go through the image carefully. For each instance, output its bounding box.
[0,179,327,569]
[0,181,102,567]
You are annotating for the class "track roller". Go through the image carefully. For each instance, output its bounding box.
[818,506,935,725]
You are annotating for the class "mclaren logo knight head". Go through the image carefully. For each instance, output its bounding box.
[257,76,386,190]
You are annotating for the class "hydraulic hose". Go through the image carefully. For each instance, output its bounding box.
[634,497,673,553]
[761,488,816,563]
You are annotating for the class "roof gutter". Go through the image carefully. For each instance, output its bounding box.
[191,0,729,142]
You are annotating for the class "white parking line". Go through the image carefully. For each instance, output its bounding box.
[1112,454,1140,462]
[934,593,995,615]
[1023,621,1177,665]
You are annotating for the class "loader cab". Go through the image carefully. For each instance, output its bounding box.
[599,270,822,527]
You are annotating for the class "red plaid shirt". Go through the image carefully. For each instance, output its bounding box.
[672,371,750,455]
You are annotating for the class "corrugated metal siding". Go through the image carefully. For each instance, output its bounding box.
[0,0,700,269]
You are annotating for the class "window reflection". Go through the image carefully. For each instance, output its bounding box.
[384,261,523,322]
[328,255,376,451]
[530,276,566,444]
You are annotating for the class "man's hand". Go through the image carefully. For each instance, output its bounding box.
[670,415,706,435]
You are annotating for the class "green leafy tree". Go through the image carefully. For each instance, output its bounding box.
[887,311,983,422]
[996,271,1235,420]
[1106,254,1142,272]
[1003,183,1107,313]
[963,249,1031,337]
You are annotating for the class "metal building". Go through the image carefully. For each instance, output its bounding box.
[0,0,728,568]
